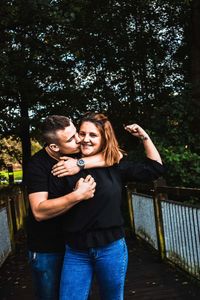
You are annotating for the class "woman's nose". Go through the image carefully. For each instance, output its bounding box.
[83,134,90,142]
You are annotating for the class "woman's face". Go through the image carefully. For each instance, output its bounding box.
[79,121,103,157]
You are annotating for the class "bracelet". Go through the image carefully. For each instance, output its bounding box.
[140,135,148,141]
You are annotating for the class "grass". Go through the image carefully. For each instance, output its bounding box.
[0,169,22,184]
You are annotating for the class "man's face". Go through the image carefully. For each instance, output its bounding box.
[55,122,81,155]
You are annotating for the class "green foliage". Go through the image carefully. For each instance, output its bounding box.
[0,0,198,189]
[159,145,200,188]
[31,140,42,155]
[0,173,7,184]
[0,137,42,169]
[0,136,22,167]
[0,169,22,185]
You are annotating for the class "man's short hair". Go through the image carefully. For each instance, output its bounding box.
[41,115,71,145]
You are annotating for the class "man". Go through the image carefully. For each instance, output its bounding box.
[25,115,107,300]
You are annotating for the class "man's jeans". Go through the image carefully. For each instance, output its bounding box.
[28,251,64,300]
[60,238,128,300]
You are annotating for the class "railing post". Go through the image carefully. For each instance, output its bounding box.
[126,184,136,234]
[6,198,15,251]
[153,178,167,260]
[7,164,14,185]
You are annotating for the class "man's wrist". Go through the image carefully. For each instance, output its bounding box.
[71,190,79,201]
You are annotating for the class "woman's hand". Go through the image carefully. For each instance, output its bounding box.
[52,157,80,177]
[124,124,149,140]
[124,123,162,164]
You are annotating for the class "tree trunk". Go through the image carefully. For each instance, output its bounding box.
[191,0,200,106]
[19,98,31,180]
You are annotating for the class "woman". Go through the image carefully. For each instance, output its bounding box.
[51,112,164,300]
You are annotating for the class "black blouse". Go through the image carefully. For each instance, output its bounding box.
[50,158,164,249]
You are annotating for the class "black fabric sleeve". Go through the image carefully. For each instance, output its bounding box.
[24,160,50,194]
[118,158,165,183]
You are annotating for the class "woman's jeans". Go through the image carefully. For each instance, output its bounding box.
[28,251,64,300]
[60,238,128,300]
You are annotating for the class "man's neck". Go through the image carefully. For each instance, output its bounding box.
[45,146,60,161]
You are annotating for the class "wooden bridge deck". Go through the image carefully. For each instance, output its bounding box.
[0,230,200,300]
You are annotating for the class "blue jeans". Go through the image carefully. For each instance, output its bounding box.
[28,251,64,300]
[60,238,128,300]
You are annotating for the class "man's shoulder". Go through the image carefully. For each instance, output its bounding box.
[30,148,46,161]
[27,148,54,172]
[29,148,50,164]
[24,149,55,187]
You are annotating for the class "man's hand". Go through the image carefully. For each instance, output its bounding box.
[52,157,80,177]
[51,151,124,177]
[74,175,96,200]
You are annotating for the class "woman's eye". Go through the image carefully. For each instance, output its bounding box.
[79,132,85,137]
[90,134,97,137]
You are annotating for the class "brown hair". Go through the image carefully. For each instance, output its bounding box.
[41,115,71,145]
[79,112,121,165]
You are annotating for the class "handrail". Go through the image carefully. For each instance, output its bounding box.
[127,181,200,281]
[0,184,28,267]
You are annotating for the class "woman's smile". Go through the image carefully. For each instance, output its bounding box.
[79,121,102,157]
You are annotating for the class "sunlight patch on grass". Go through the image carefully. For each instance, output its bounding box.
[0,169,22,184]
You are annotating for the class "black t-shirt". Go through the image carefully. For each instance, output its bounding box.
[49,158,164,249]
[25,148,66,253]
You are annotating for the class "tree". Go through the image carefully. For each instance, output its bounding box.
[0,0,198,187]
[190,0,200,149]
[0,0,83,174]
[65,0,192,146]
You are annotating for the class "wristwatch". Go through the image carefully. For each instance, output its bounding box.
[76,158,85,170]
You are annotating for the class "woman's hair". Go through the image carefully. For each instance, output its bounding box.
[79,112,121,165]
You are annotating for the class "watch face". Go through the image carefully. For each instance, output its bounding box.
[77,159,85,167]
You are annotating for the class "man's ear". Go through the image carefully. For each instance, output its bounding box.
[49,143,60,152]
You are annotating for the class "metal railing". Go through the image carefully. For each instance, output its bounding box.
[127,182,200,281]
[0,184,27,267]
